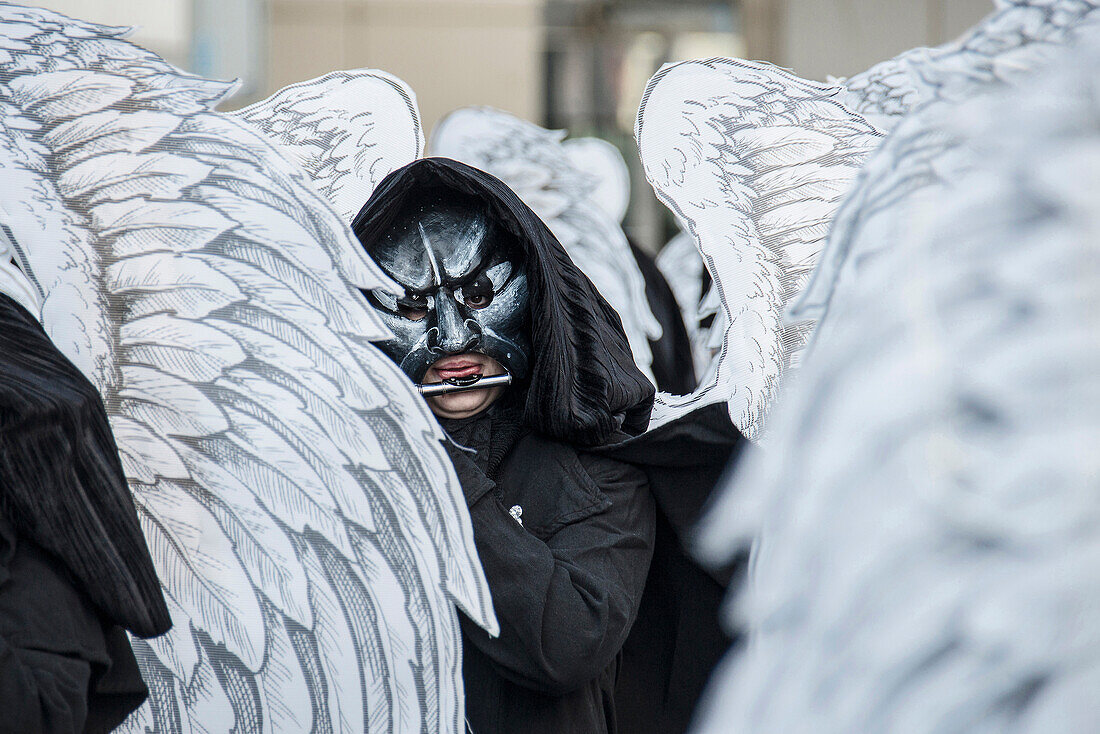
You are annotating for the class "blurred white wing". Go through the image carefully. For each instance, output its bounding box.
[0,6,495,734]
[430,107,661,384]
[654,230,702,327]
[635,58,882,438]
[840,0,1100,134]
[655,229,714,383]
[230,69,423,223]
[693,36,1100,733]
[796,1,1100,338]
[561,136,631,224]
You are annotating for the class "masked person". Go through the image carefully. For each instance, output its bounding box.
[352,157,654,733]
[0,292,171,732]
[354,158,742,734]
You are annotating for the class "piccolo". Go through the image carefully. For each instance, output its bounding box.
[417,373,512,397]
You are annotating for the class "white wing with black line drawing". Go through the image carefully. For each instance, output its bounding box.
[654,230,702,333]
[0,5,495,733]
[635,57,883,439]
[430,107,662,384]
[654,229,716,383]
[634,0,1100,440]
[692,36,1100,733]
[0,207,40,316]
[563,134,728,389]
[229,69,423,223]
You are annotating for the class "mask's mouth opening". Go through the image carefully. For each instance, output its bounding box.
[417,371,512,397]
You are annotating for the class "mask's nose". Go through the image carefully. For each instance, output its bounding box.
[430,293,480,354]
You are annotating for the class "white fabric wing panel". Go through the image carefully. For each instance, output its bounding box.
[635,58,882,439]
[0,5,495,733]
[694,34,1100,733]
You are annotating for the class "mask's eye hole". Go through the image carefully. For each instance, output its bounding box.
[397,292,430,321]
[456,273,494,310]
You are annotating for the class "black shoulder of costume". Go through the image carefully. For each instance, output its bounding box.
[0,292,170,638]
[0,515,151,733]
[353,157,655,446]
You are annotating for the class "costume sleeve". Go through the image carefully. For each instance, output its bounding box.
[448,443,656,694]
[0,520,113,734]
[0,643,93,734]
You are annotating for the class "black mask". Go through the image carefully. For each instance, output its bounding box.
[362,190,530,384]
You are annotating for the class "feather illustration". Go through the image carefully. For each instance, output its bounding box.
[0,5,495,733]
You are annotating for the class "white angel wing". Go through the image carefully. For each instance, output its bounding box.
[430,106,662,384]
[561,136,631,224]
[654,230,702,327]
[0,6,495,734]
[0,218,40,316]
[693,36,1100,733]
[637,2,1100,439]
[635,58,882,438]
[840,0,1100,134]
[654,229,715,383]
[229,69,423,223]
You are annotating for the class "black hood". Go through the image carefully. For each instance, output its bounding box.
[353,157,654,446]
[0,293,171,638]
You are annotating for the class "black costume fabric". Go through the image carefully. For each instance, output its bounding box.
[628,240,697,395]
[0,516,148,733]
[597,403,746,734]
[0,292,170,729]
[442,400,655,734]
[355,159,742,734]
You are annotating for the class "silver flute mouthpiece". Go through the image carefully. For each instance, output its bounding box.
[416,373,512,397]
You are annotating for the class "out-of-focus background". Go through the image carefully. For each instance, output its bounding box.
[36,0,991,249]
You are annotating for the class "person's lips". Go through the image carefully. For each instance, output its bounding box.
[432,358,483,381]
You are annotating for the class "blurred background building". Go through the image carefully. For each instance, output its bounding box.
[36,0,991,248]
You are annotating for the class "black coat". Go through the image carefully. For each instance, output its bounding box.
[0,293,171,730]
[0,516,148,734]
[445,404,743,734]
[445,405,655,734]
[598,403,746,734]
